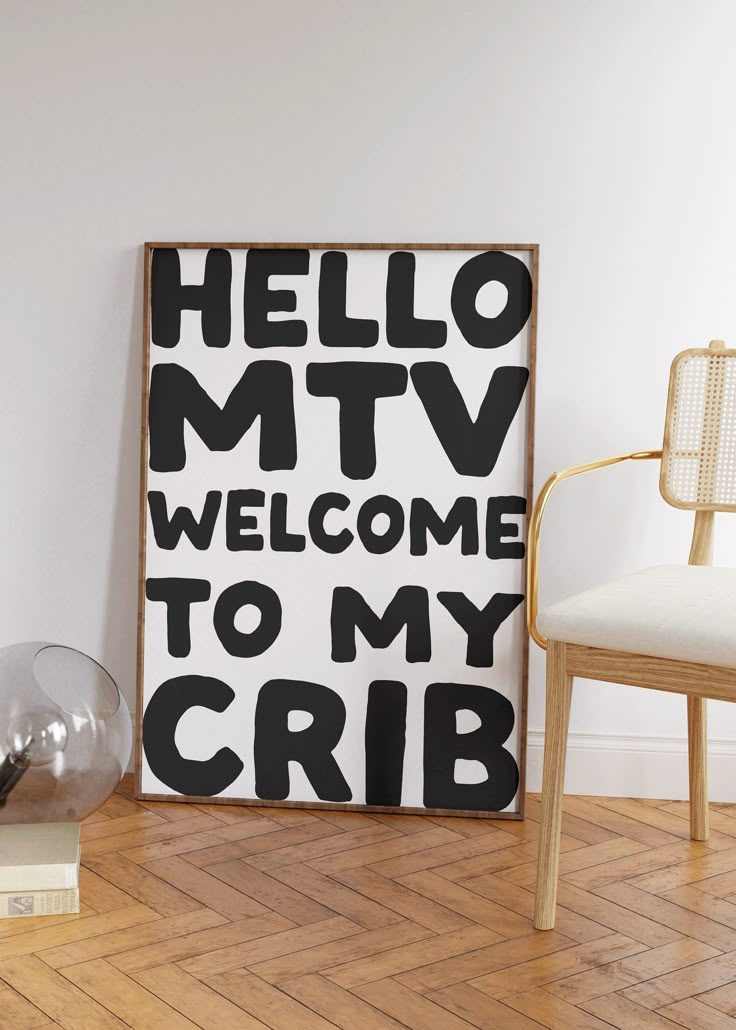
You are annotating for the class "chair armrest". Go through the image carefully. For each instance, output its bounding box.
[526,450,662,649]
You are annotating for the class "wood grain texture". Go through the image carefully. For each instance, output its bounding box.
[688,695,709,842]
[688,502,714,845]
[688,510,715,565]
[534,640,572,929]
[564,645,736,700]
[3,775,736,1027]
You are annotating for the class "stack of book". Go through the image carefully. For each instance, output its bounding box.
[0,823,80,917]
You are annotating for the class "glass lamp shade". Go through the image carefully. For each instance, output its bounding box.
[0,642,132,823]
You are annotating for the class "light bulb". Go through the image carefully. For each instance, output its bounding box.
[7,709,68,766]
[0,708,69,806]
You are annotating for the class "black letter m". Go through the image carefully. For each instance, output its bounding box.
[149,362,297,473]
[331,586,431,663]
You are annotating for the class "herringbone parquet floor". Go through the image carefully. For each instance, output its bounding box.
[3,778,736,1027]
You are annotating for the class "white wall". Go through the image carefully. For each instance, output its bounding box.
[3,0,736,799]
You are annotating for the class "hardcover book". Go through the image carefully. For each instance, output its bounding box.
[0,822,80,893]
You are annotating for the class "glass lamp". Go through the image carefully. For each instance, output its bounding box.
[0,642,132,823]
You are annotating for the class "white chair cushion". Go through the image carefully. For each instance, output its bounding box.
[537,564,736,668]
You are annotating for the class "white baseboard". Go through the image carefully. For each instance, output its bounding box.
[527,730,736,803]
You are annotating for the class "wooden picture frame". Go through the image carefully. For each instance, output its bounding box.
[135,242,538,819]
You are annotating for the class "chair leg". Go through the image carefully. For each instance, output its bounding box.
[534,640,573,931]
[687,695,708,842]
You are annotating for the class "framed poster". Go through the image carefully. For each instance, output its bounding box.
[135,242,537,818]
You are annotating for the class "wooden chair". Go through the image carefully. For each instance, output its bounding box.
[529,339,736,930]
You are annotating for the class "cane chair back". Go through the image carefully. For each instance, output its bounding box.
[661,342,736,512]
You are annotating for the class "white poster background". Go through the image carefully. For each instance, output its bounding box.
[139,247,533,813]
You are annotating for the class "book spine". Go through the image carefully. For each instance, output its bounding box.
[0,888,79,918]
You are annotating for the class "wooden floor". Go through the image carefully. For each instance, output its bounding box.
[3,781,736,1028]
